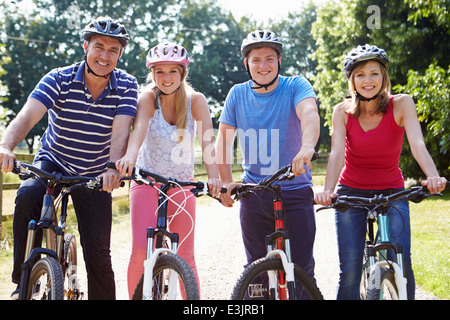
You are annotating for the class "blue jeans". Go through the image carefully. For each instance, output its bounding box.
[335,185,415,300]
[12,160,116,299]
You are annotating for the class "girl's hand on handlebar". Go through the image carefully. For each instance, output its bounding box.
[421,176,448,194]
[314,190,336,207]
[115,154,137,177]
[207,177,223,198]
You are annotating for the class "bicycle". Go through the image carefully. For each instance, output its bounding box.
[12,161,102,300]
[107,162,224,300]
[230,154,324,300]
[315,182,449,300]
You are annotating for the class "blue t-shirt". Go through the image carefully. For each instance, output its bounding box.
[219,76,317,190]
[30,61,138,176]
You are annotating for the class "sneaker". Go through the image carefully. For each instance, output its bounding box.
[11,285,19,300]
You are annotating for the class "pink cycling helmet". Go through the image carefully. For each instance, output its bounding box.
[146,42,190,69]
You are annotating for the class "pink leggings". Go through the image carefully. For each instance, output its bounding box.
[127,181,198,299]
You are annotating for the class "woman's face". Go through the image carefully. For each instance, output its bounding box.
[153,64,182,95]
[352,61,383,99]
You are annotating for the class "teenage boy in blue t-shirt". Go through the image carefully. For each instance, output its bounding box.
[217,30,320,288]
[0,18,138,300]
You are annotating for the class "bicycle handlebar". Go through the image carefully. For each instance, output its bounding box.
[106,162,226,199]
[12,161,103,189]
[314,181,449,213]
[230,152,320,200]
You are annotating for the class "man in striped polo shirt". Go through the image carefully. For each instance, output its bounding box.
[0,18,138,299]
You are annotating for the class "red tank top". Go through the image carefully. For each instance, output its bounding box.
[339,96,405,189]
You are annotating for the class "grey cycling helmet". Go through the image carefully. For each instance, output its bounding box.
[343,44,389,78]
[83,18,129,48]
[241,30,283,58]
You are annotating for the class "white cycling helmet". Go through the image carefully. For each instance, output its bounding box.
[241,30,283,58]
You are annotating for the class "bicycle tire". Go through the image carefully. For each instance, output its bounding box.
[231,256,323,300]
[63,233,77,276]
[63,233,82,300]
[366,266,399,300]
[132,253,199,300]
[27,257,64,300]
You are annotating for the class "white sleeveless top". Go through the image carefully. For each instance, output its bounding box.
[136,93,197,181]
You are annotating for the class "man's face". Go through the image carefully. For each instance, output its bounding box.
[84,35,123,77]
[245,47,280,85]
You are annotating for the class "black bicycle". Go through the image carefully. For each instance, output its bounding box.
[107,162,223,300]
[12,161,102,300]
[230,154,323,300]
[315,181,449,300]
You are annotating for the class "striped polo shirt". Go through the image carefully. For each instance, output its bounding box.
[30,61,138,176]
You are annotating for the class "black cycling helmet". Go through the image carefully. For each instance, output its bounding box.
[83,17,129,48]
[343,44,389,78]
[241,30,283,58]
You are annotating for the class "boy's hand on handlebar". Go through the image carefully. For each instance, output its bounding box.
[219,182,241,208]
[292,148,315,176]
[314,190,337,207]
[421,176,447,194]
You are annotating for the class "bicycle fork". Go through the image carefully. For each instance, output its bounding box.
[264,193,296,299]
[366,210,407,299]
[142,228,179,300]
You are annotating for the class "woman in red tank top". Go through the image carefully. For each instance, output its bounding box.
[314,45,447,300]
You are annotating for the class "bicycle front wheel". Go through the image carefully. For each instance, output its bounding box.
[27,257,64,300]
[366,266,399,300]
[231,257,323,300]
[132,253,199,300]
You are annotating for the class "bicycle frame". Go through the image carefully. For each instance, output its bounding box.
[316,183,449,300]
[110,163,221,300]
[14,161,98,300]
[264,186,296,299]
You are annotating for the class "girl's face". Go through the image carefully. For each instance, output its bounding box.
[352,61,383,99]
[153,64,182,95]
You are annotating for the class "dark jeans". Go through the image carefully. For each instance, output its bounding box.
[12,160,116,299]
[239,186,316,278]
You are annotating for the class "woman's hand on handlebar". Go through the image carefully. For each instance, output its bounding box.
[421,176,448,194]
[314,189,337,207]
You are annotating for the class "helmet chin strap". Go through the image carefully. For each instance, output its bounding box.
[84,55,111,79]
[355,90,380,102]
[247,62,280,91]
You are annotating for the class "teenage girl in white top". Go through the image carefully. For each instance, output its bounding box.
[115,42,222,298]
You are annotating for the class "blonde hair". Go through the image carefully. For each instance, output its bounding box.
[144,64,194,142]
[344,60,391,117]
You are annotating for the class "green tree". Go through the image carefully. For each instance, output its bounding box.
[311,0,449,179]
